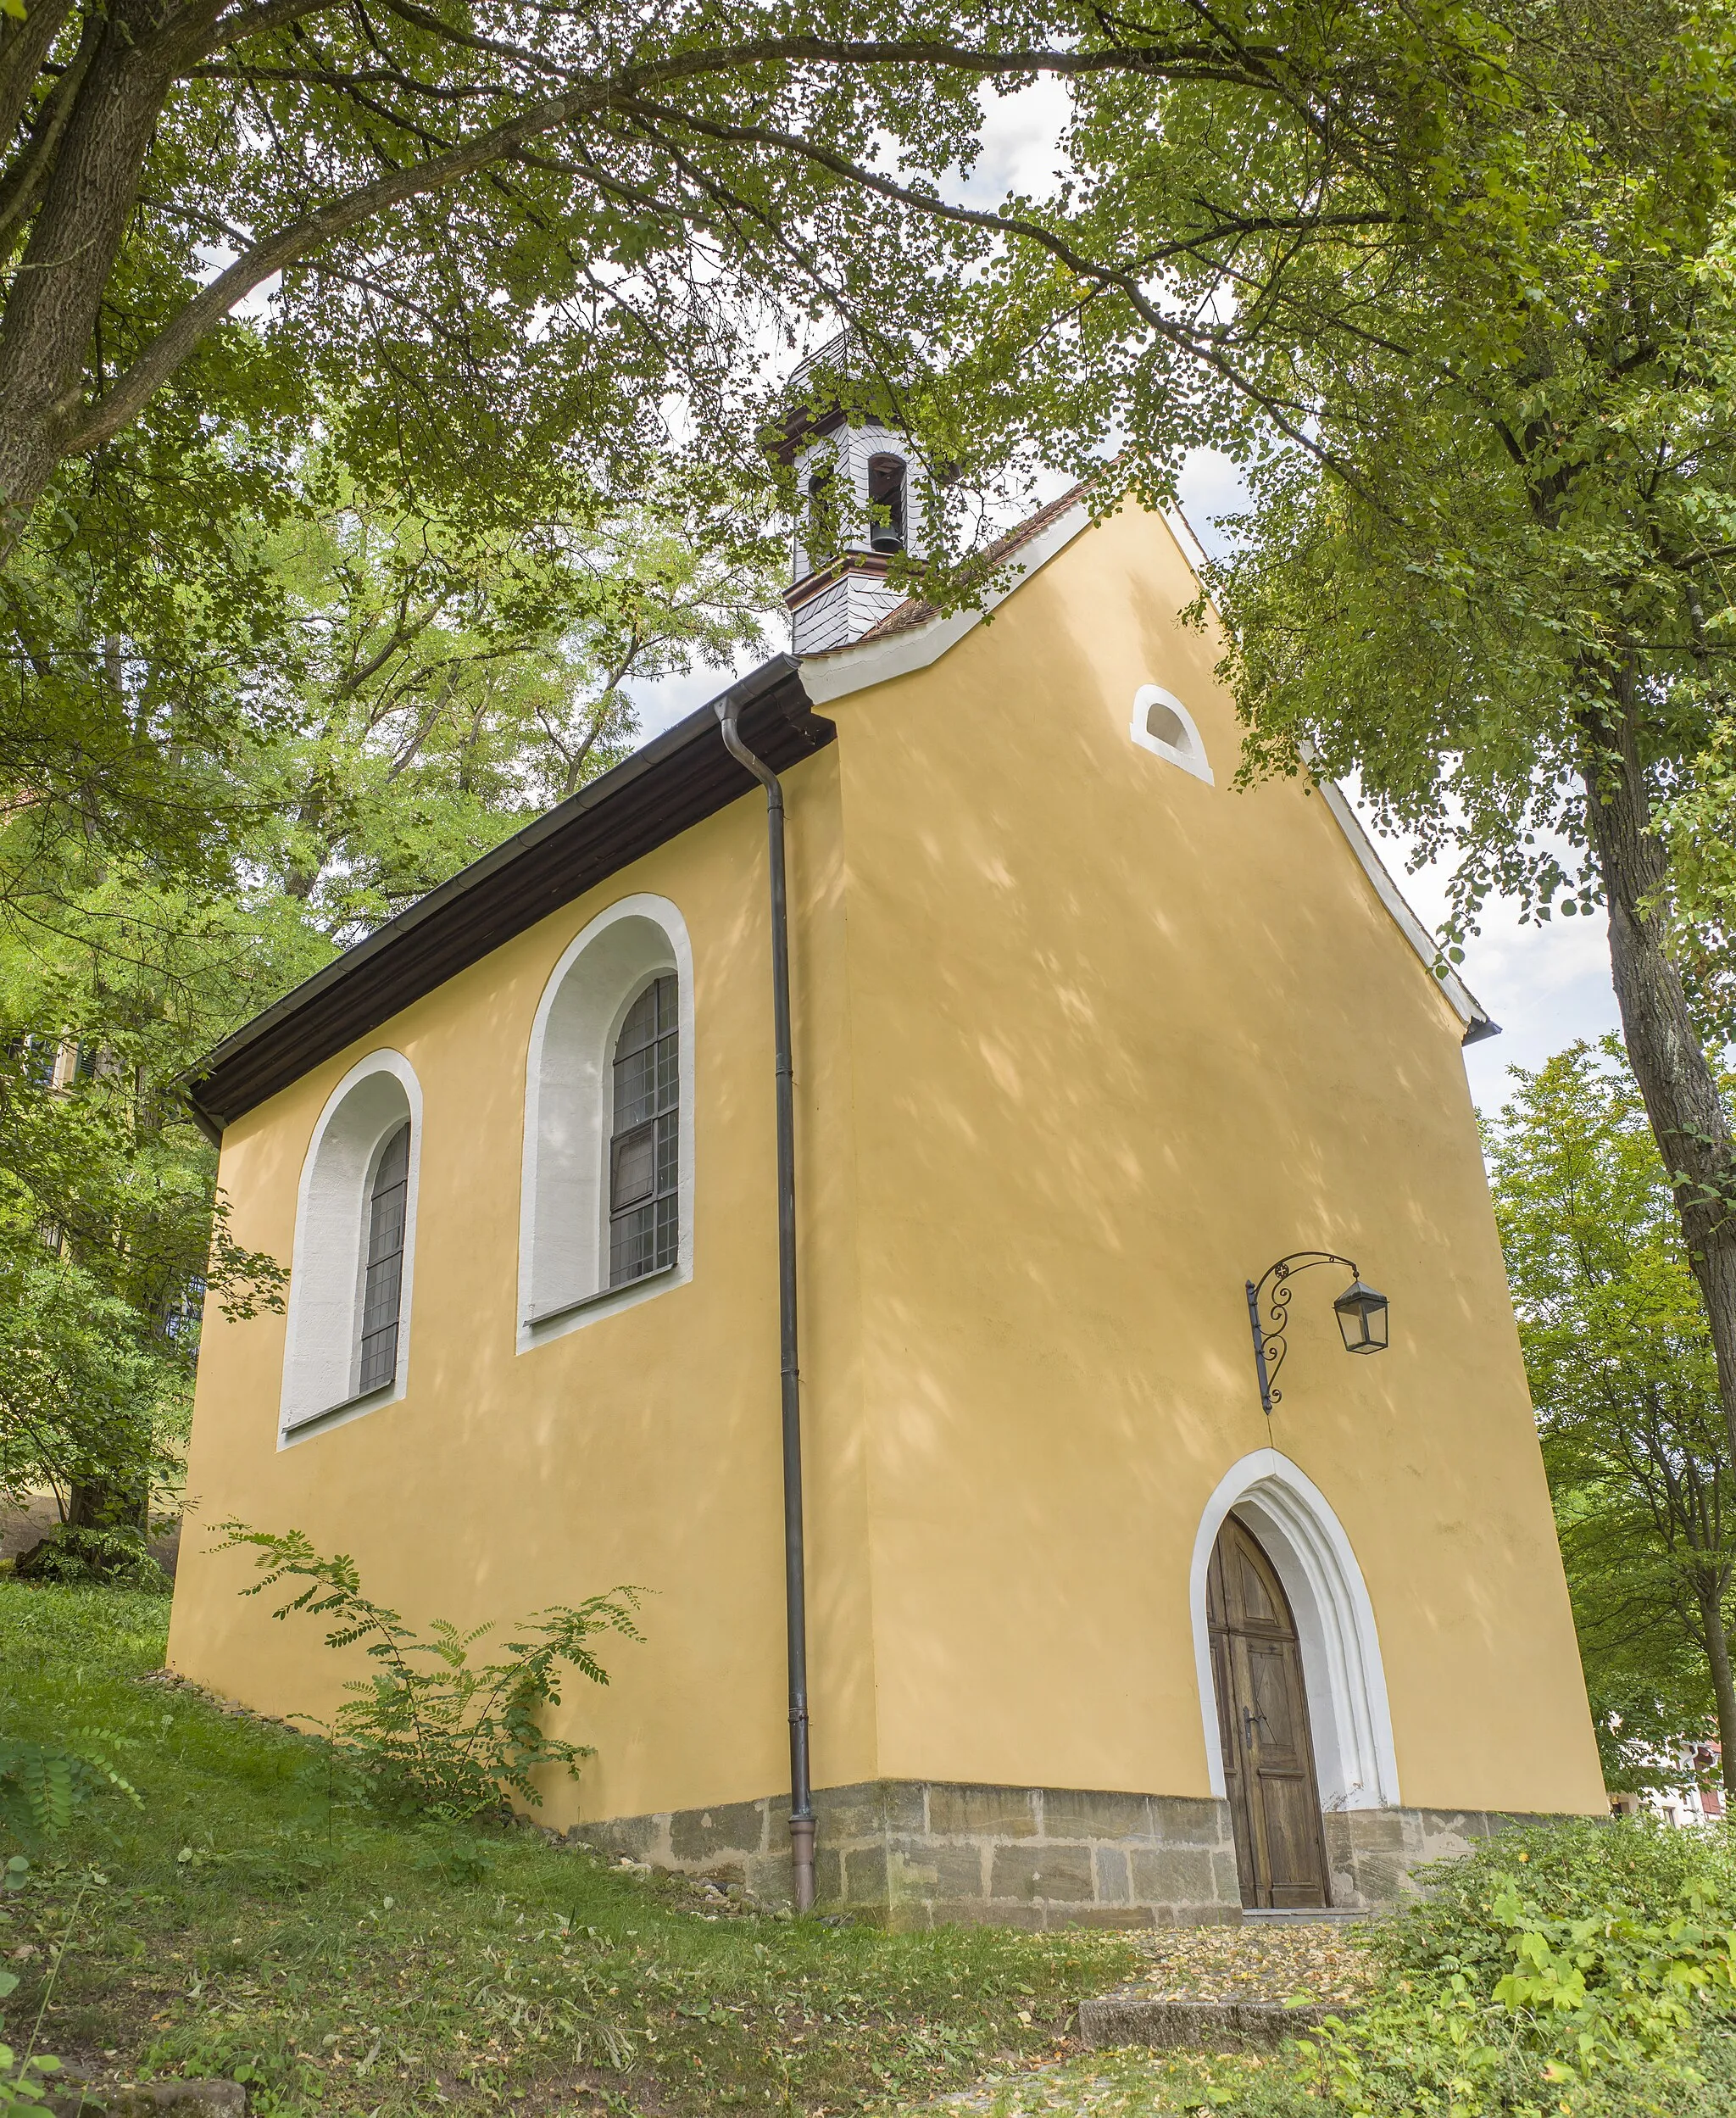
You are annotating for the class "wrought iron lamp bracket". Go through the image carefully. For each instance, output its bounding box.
[1245,1251,1360,1419]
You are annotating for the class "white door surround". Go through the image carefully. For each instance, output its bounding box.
[1189,1449,1400,1812]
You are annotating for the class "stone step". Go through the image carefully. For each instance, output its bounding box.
[1242,1906,1366,1924]
[1077,1993,1354,2051]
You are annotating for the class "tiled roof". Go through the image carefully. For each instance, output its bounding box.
[819,482,1093,651]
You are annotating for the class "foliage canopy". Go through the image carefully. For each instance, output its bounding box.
[1487,1039,1736,1794]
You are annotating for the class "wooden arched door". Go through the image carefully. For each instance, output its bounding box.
[1206,1514,1331,1909]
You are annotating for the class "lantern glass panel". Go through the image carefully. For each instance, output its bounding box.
[1333,1279,1389,1355]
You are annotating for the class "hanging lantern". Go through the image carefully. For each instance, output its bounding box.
[1333,1278,1390,1356]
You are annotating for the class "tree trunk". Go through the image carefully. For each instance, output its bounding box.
[1579,667,1736,1471]
[1694,1578,1736,1804]
[68,1471,148,1534]
[0,0,77,153]
[0,2,207,551]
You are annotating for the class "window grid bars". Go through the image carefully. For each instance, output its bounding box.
[358,1122,410,1392]
[609,976,679,1288]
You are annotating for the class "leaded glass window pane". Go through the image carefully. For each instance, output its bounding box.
[358,1122,410,1392]
[609,975,678,1286]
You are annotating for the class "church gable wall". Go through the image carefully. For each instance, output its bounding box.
[818,500,1605,1825]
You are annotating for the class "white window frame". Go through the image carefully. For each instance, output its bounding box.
[518,894,695,1352]
[1130,684,1214,783]
[278,1048,423,1445]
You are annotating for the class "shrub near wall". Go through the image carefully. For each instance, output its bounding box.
[1294,1820,1736,2118]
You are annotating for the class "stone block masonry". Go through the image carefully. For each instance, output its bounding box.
[576,1784,1585,1927]
[1322,1807,1561,1911]
[579,1780,1244,1929]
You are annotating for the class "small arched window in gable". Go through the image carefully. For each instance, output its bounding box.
[1131,684,1214,784]
[358,1121,411,1391]
[609,975,680,1285]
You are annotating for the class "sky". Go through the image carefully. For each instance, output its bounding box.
[623,78,1625,1121]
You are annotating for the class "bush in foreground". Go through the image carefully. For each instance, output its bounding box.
[13,1527,170,1594]
[1296,1820,1736,2116]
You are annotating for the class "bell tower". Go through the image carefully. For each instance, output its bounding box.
[771,337,921,655]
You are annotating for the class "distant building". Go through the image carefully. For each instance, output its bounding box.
[1611,1739,1725,1827]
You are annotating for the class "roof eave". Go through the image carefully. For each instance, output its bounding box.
[184,656,827,1132]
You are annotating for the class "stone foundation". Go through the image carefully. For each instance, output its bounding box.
[579,1780,1243,1929]
[1323,1807,1561,1910]
[578,1784,1575,1926]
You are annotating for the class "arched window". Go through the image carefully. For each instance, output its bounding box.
[358,1122,411,1391]
[609,976,679,1285]
[520,895,694,1346]
[280,1051,422,1440]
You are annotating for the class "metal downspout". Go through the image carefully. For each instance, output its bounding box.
[717,697,816,1915]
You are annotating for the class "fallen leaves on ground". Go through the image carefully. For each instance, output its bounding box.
[905,1922,1372,2115]
[915,2047,1276,2115]
[1122,1919,1374,2004]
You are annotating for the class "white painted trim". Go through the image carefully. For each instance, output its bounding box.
[517,893,695,1352]
[798,496,1493,1041]
[796,498,1096,705]
[279,1048,423,1446]
[1160,503,1216,585]
[1190,1449,1400,1811]
[1131,684,1214,784]
[1308,770,1493,1040]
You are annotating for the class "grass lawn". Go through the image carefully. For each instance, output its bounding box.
[0,1582,1146,2116]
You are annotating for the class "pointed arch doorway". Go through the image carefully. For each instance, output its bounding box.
[1207,1514,1331,1908]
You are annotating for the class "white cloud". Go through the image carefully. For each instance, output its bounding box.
[959,78,1074,206]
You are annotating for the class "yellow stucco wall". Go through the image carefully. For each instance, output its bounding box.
[169,766,871,1825]
[167,499,1606,1830]
[822,503,1602,1816]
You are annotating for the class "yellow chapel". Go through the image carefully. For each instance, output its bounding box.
[168,413,1605,1928]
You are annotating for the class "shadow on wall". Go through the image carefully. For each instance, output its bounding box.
[836,542,1516,1774]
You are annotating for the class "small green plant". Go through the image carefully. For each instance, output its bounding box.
[14,1527,170,1593]
[0,2037,60,2113]
[219,1524,643,1821]
[1294,1820,1736,2115]
[0,1736,137,1848]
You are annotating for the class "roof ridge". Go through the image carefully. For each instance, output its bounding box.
[816,480,1094,652]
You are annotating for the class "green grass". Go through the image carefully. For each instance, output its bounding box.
[0,1582,1140,2115]
[892,2037,1736,2118]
